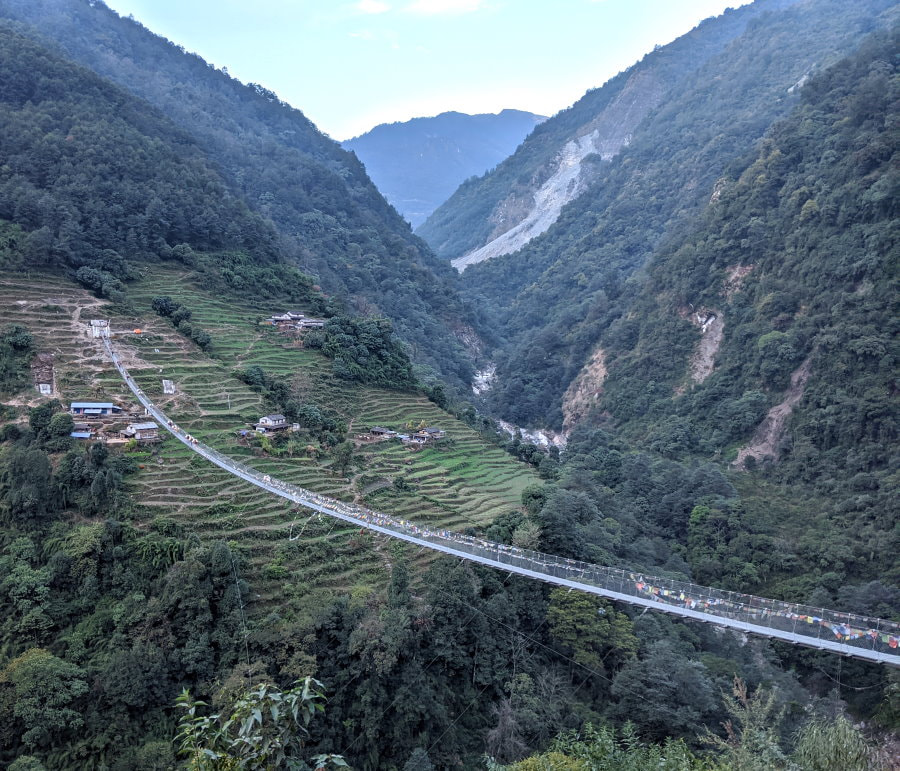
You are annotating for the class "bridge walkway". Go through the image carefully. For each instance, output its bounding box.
[100,334,900,667]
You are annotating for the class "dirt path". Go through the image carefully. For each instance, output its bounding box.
[734,357,812,468]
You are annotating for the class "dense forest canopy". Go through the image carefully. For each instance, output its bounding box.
[0,26,281,285]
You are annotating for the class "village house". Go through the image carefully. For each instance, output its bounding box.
[70,421,93,440]
[410,427,446,443]
[370,426,397,438]
[70,402,123,417]
[89,319,109,338]
[123,421,160,442]
[255,414,288,433]
[265,312,326,331]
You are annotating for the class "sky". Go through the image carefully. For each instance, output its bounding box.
[102,0,751,140]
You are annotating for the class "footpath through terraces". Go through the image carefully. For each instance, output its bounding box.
[100,332,900,667]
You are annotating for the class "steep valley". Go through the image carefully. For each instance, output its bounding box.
[0,0,897,768]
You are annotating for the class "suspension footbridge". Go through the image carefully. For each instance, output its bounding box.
[101,333,900,666]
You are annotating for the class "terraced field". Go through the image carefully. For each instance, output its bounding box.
[0,269,539,610]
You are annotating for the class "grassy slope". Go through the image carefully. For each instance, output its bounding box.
[0,268,537,610]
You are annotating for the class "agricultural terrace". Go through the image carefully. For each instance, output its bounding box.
[0,269,538,612]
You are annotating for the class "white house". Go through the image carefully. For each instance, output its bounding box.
[70,402,123,416]
[124,422,160,441]
[255,414,288,432]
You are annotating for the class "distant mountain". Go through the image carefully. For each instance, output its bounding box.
[343,110,545,228]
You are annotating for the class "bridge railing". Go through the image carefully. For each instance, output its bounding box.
[341,522,900,660]
[101,335,900,664]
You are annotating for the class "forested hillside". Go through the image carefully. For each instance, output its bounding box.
[418,0,799,261]
[441,0,896,425]
[0,0,479,387]
[591,27,899,590]
[343,109,544,228]
[0,26,284,291]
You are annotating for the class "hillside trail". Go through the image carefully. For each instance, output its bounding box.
[234,330,265,365]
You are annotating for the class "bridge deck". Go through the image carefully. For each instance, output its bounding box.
[101,334,900,667]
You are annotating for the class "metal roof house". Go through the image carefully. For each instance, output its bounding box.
[124,422,160,441]
[266,312,326,330]
[255,414,289,432]
[70,402,122,416]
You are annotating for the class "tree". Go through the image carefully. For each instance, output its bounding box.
[175,678,347,770]
[403,747,435,771]
[171,305,193,325]
[792,715,872,771]
[610,641,716,741]
[546,588,637,682]
[44,412,74,452]
[0,446,53,527]
[536,489,594,558]
[331,441,354,477]
[520,483,549,516]
[28,401,59,436]
[0,648,87,749]
[700,677,789,771]
[8,758,48,771]
[151,295,178,317]
[0,324,35,395]
[0,538,53,643]
[499,723,703,770]
[191,327,212,350]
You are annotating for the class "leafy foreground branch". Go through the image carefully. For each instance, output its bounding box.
[175,678,347,771]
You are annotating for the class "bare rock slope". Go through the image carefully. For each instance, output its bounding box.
[452,69,665,271]
[734,357,813,468]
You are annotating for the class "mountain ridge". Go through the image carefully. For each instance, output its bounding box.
[343,108,545,228]
[0,0,481,388]
[451,0,897,430]
[418,0,804,263]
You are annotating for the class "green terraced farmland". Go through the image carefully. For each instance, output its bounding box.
[0,269,540,612]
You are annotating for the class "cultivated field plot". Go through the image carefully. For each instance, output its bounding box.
[0,269,538,609]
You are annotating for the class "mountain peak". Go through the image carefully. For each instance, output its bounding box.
[343,109,545,227]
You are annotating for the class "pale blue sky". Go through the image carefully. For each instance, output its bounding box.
[103,0,751,140]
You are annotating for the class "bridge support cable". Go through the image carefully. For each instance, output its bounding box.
[100,334,900,667]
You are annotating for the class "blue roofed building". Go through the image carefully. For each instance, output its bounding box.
[70,402,123,416]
